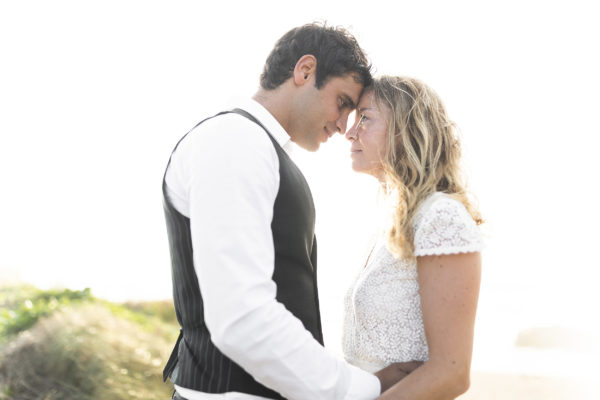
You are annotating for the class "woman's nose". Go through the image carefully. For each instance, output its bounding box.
[345,123,358,141]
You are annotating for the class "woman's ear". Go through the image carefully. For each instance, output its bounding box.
[293,54,317,86]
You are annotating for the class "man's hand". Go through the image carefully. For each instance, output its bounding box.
[374,361,423,392]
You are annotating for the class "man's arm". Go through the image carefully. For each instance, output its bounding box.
[178,114,380,400]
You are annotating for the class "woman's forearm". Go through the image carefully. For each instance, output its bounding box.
[377,359,470,400]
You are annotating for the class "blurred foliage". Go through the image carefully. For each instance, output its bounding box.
[100,300,179,343]
[0,285,93,339]
[121,300,178,325]
[0,285,178,343]
[0,285,179,400]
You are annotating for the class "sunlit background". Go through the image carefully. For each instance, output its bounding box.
[1,0,598,396]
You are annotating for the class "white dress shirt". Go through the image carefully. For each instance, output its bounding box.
[164,98,380,400]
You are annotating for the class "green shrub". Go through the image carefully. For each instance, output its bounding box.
[0,303,176,399]
[0,286,93,339]
[0,286,179,399]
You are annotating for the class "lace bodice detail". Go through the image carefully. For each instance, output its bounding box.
[342,193,483,372]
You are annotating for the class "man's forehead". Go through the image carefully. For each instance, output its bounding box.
[326,72,363,88]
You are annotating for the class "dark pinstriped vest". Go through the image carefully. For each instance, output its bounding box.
[162,109,323,399]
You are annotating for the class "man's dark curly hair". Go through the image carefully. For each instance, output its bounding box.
[259,23,372,90]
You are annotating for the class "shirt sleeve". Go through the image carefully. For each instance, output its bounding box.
[171,113,380,400]
[414,197,484,257]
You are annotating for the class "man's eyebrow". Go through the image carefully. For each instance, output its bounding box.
[342,94,356,109]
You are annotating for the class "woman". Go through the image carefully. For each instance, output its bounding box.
[342,75,483,399]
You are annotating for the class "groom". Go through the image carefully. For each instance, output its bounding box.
[162,23,414,400]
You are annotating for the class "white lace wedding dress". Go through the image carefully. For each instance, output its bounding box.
[342,192,483,373]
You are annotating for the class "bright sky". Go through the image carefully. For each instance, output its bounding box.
[1,0,598,375]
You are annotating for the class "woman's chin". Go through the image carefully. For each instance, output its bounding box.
[350,165,384,182]
[350,162,364,173]
[351,164,371,176]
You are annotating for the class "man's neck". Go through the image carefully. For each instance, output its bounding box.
[252,85,292,134]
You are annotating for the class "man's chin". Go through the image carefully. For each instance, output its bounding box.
[291,134,323,152]
[296,140,320,152]
[306,143,320,152]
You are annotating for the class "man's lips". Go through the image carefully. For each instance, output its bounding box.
[351,148,362,153]
[322,128,334,142]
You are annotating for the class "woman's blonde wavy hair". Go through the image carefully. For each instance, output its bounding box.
[371,75,483,258]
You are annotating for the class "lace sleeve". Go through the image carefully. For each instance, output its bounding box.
[414,196,483,257]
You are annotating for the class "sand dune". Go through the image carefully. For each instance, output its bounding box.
[458,371,596,400]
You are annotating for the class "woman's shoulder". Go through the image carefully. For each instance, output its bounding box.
[413,192,483,256]
[415,192,468,220]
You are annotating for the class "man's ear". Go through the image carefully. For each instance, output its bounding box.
[293,54,317,86]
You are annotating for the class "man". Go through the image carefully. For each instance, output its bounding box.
[162,23,414,400]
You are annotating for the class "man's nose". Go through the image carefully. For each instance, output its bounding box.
[336,114,349,134]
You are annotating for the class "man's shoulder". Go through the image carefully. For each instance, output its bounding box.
[167,111,270,160]
[189,110,270,143]
[166,110,278,178]
[190,109,257,131]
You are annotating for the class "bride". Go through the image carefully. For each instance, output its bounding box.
[342,76,484,399]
